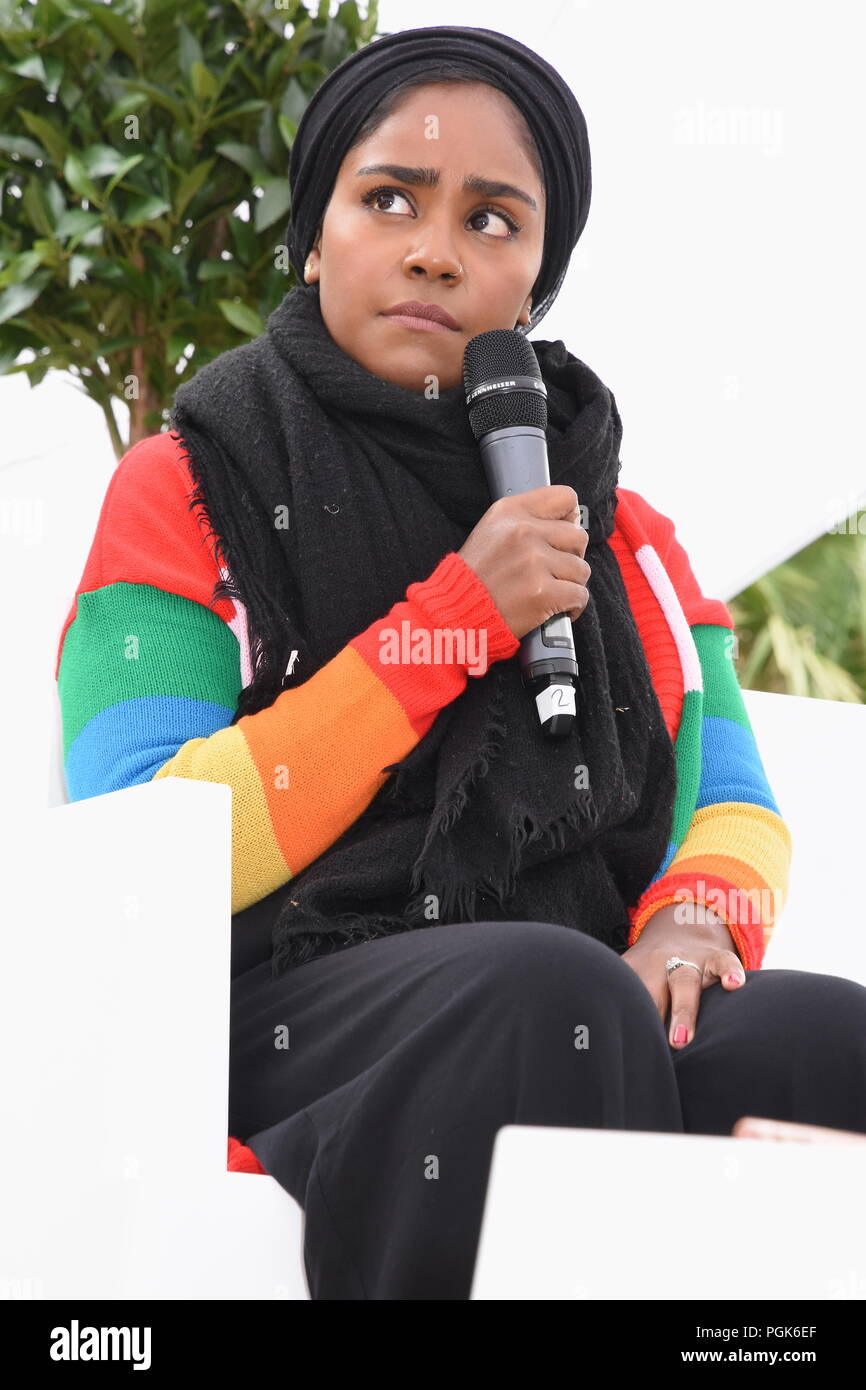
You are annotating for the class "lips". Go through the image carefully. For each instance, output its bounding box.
[382,300,461,331]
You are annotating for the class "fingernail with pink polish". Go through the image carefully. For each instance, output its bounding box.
[673,1024,688,1044]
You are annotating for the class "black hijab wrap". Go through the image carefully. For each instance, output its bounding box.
[285,24,592,334]
[168,27,678,975]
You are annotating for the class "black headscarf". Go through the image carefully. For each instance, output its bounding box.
[168,26,677,975]
[285,24,592,332]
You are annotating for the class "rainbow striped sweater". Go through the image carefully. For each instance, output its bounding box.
[55,430,791,971]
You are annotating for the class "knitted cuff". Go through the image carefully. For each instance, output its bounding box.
[406,552,520,671]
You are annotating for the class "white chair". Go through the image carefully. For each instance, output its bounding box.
[10,669,862,1299]
[472,1123,866,1299]
[3,709,310,1300]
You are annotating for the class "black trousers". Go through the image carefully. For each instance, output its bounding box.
[227,917,866,1300]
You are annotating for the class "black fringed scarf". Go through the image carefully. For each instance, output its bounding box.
[168,282,677,974]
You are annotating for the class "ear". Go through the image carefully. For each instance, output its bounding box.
[304,244,321,283]
[306,227,324,281]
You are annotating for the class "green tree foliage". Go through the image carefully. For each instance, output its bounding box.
[0,0,380,454]
[729,516,866,700]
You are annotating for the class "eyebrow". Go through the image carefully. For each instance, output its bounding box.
[354,163,538,212]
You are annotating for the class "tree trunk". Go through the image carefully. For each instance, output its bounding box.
[102,398,126,463]
[127,245,163,448]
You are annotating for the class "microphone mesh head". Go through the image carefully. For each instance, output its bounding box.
[463,329,547,438]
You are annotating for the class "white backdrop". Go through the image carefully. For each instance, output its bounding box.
[374,0,866,594]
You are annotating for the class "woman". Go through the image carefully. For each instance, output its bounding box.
[55,25,866,1300]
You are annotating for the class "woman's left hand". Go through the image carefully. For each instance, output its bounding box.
[619,904,746,1048]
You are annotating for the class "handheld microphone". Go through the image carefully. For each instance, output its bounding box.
[463,329,578,739]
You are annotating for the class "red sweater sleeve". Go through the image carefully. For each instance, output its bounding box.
[55,432,520,915]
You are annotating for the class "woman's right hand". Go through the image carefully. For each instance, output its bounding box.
[457,484,591,642]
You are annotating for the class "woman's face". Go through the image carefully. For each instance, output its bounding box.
[303,81,546,392]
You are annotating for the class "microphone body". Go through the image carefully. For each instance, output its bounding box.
[478,423,579,739]
[463,330,579,738]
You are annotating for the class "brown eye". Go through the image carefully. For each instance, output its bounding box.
[361,187,521,239]
[468,207,520,238]
[360,187,412,216]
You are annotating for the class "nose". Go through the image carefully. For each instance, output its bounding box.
[402,208,464,282]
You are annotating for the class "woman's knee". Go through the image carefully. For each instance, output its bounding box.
[718,966,866,1045]
[457,920,678,1129]
[466,918,659,1027]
